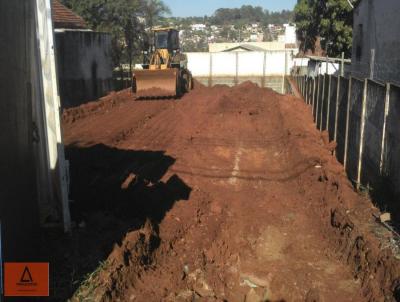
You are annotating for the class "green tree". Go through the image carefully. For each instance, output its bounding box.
[294,0,359,57]
[60,0,170,76]
[143,0,171,29]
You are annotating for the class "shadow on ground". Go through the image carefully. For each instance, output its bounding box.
[42,144,191,302]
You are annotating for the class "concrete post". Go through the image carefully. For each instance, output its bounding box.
[319,74,326,130]
[380,83,391,175]
[341,52,345,77]
[315,76,321,122]
[306,78,309,104]
[334,76,341,143]
[312,77,316,113]
[326,55,329,74]
[326,75,332,131]
[344,77,352,170]
[370,49,375,80]
[356,79,369,189]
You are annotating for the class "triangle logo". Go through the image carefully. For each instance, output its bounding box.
[20,266,33,283]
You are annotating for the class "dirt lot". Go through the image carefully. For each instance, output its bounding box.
[55,82,400,302]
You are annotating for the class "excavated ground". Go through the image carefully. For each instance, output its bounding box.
[55,82,400,302]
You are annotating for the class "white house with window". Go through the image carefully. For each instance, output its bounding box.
[191,24,207,31]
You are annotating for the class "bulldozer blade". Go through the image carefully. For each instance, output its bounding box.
[135,68,178,98]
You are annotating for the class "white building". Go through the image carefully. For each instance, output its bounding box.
[284,24,297,45]
[191,24,206,31]
[351,0,400,85]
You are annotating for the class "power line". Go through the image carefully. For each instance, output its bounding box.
[347,0,354,9]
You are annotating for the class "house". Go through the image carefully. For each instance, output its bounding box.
[191,24,207,31]
[351,0,400,85]
[52,0,114,108]
[221,44,267,52]
[284,24,297,44]
[209,41,294,53]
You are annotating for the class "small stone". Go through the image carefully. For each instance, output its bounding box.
[380,213,391,223]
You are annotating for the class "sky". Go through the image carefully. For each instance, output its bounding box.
[163,0,297,17]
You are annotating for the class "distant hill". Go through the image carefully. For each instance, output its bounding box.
[161,5,293,27]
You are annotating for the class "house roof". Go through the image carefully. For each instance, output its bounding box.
[223,44,266,52]
[51,0,87,29]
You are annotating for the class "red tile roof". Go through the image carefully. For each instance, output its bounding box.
[51,0,87,29]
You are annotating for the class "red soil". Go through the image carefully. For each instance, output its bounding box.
[61,82,400,302]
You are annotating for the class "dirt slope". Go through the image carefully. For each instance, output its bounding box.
[60,82,400,302]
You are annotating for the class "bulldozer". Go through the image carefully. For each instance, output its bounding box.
[133,27,193,98]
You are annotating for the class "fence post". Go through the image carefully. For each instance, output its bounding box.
[282,51,287,94]
[334,76,341,143]
[315,76,321,122]
[301,77,304,95]
[344,77,352,170]
[326,75,332,131]
[305,78,309,103]
[301,76,303,95]
[370,49,375,79]
[319,74,326,130]
[341,52,345,77]
[380,83,391,175]
[356,78,369,189]
[312,77,316,113]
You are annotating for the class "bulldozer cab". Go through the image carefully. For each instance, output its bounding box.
[153,28,180,52]
[133,27,191,98]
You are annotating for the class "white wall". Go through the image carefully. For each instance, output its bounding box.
[35,0,71,232]
[186,51,291,77]
[284,25,297,44]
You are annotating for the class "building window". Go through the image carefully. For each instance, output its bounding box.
[356,24,363,61]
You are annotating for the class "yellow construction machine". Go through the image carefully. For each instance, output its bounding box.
[133,27,193,98]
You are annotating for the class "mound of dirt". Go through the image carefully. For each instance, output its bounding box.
[58,82,400,302]
[62,88,134,125]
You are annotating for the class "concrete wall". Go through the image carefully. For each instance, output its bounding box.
[0,0,40,260]
[295,74,400,219]
[55,30,113,108]
[0,0,72,260]
[352,0,400,85]
[36,0,71,232]
[187,51,292,93]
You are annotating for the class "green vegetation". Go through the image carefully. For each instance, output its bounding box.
[61,0,169,71]
[61,1,293,63]
[294,0,360,57]
[211,6,293,26]
[159,6,293,29]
